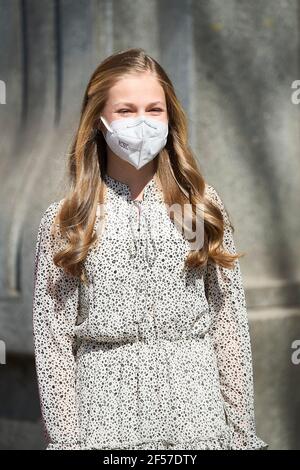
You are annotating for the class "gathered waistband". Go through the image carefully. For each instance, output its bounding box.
[75,332,211,359]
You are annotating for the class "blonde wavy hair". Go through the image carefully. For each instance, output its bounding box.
[52,48,243,282]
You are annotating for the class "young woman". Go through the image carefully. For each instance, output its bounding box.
[32,48,268,450]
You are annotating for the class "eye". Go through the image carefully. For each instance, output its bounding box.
[118,109,131,114]
[149,108,163,112]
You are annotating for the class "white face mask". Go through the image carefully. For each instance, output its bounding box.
[100,114,169,170]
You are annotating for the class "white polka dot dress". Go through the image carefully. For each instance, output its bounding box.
[32,173,268,450]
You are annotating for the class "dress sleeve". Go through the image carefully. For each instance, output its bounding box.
[203,184,268,450]
[32,202,82,450]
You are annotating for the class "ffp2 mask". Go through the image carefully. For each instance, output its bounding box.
[100,115,168,170]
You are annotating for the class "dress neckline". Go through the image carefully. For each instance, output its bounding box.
[102,172,158,202]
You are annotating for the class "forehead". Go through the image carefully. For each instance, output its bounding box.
[107,73,166,106]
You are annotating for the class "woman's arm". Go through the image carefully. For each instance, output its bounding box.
[32,202,82,450]
[203,184,268,450]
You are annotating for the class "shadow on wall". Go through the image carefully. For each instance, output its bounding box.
[0,354,45,450]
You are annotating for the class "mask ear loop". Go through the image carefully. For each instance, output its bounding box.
[99,115,114,135]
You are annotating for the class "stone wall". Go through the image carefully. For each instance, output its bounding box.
[0,0,299,449]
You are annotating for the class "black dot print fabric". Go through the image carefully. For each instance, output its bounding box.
[32,174,268,450]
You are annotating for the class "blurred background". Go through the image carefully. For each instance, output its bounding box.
[0,0,299,450]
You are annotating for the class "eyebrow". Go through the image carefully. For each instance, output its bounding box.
[113,101,165,107]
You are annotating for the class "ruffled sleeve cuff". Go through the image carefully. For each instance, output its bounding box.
[229,430,269,450]
[46,441,83,450]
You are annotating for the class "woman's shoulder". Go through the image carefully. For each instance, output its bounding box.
[204,182,222,205]
[39,199,64,226]
[203,182,230,225]
[36,199,66,247]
